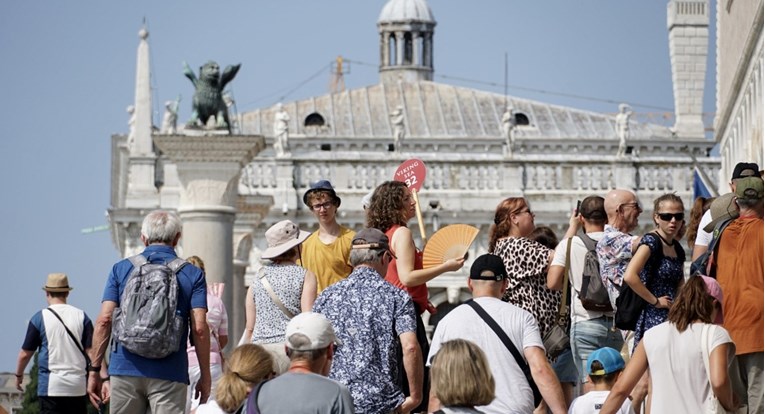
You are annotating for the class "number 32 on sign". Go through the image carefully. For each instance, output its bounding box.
[394,159,427,241]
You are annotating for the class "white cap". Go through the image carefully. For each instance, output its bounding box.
[285,312,342,351]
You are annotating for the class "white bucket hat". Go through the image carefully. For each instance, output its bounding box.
[261,220,310,259]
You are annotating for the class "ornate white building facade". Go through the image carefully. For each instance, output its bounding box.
[714,0,763,188]
[109,0,720,339]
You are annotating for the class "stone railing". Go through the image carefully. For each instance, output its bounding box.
[239,156,720,223]
[254,135,715,159]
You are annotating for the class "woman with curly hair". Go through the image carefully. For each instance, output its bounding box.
[366,180,465,412]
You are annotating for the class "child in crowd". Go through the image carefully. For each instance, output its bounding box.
[568,347,632,414]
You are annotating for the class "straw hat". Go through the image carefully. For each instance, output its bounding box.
[261,220,310,259]
[42,273,73,292]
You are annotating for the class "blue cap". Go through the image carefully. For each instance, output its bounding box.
[587,347,624,376]
[303,179,341,207]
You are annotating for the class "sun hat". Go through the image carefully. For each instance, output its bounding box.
[285,312,342,351]
[703,193,739,233]
[700,275,724,324]
[470,254,507,281]
[42,273,73,292]
[261,220,310,260]
[302,179,341,207]
[587,347,625,376]
[361,190,375,210]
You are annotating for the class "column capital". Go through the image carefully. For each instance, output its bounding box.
[153,134,265,208]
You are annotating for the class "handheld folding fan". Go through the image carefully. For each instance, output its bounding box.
[422,224,480,269]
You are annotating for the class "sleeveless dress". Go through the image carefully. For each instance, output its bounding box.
[384,225,427,314]
[252,263,306,344]
[633,233,685,346]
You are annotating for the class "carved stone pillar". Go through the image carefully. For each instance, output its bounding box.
[230,193,273,347]
[153,134,265,325]
[412,31,420,66]
[396,32,405,66]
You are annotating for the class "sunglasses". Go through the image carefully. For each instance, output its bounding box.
[656,212,684,222]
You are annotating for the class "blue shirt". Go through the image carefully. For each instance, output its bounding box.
[313,266,417,414]
[103,245,207,383]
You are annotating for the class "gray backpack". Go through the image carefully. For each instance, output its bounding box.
[112,254,186,359]
[577,233,613,312]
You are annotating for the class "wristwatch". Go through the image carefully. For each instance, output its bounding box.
[88,365,102,372]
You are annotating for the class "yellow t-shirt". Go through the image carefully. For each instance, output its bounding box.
[300,226,355,294]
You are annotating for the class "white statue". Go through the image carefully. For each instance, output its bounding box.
[501,106,517,157]
[273,103,290,157]
[160,96,181,134]
[390,106,405,152]
[126,105,136,147]
[615,103,632,158]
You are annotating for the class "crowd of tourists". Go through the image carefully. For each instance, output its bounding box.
[15,162,763,414]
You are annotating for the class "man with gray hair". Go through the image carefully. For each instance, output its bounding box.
[87,210,210,413]
[313,228,423,414]
[253,312,354,413]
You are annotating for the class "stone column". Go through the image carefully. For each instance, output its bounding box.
[396,32,405,66]
[153,134,265,325]
[231,231,252,347]
[229,193,273,347]
[412,31,420,66]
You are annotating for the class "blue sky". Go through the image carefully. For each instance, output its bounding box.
[0,1,716,371]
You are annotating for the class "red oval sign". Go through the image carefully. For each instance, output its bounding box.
[394,158,427,191]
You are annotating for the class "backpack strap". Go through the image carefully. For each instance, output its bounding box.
[166,258,187,274]
[578,231,597,252]
[127,254,148,273]
[243,379,270,414]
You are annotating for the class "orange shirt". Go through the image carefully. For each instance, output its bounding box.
[716,217,764,355]
[385,225,428,314]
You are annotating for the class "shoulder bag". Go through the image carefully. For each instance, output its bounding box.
[701,324,745,414]
[259,268,295,319]
[542,237,571,358]
[465,299,543,406]
[46,307,92,371]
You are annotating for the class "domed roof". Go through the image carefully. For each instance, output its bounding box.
[378,0,435,24]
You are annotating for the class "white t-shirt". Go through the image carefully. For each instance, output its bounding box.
[428,297,544,414]
[568,390,632,414]
[551,232,613,324]
[643,322,734,413]
[694,210,714,247]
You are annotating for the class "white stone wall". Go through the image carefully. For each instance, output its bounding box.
[715,0,764,190]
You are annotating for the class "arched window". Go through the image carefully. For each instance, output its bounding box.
[514,112,530,126]
[304,112,325,127]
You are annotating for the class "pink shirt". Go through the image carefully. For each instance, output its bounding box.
[188,293,229,367]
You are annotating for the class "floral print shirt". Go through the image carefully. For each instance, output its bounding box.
[313,266,417,414]
[596,225,637,309]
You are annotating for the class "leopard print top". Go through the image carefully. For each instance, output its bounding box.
[492,237,561,340]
